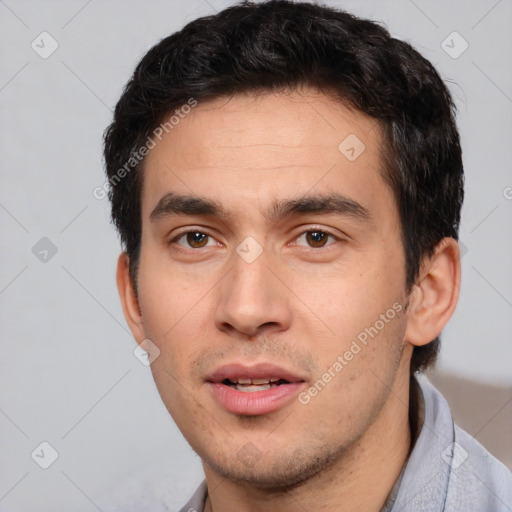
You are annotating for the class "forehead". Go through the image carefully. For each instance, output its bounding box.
[141,89,391,223]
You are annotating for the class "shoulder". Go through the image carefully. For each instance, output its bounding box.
[177,480,207,512]
[444,422,512,511]
[418,375,512,511]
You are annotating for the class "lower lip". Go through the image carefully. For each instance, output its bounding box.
[207,382,306,416]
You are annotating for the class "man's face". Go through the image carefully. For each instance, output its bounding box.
[132,89,413,487]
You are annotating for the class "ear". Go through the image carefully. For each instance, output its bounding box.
[405,237,461,347]
[116,252,146,343]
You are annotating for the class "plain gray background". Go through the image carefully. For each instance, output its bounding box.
[1,0,511,510]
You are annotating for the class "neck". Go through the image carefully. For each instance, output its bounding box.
[203,366,415,512]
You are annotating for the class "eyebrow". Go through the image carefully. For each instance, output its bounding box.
[150,193,226,220]
[149,191,373,227]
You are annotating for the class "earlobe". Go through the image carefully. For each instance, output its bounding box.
[116,252,146,343]
[404,238,461,347]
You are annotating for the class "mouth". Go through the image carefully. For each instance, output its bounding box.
[205,363,307,416]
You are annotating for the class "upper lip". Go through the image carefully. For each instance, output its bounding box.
[205,362,306,384]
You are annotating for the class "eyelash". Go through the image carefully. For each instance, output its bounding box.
[169,228,341,252]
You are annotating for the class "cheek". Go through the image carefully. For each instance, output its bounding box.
[136,271,215,400]
[289,248,408,408]
[289,252,405,345]
[296,311,408,445]
[137,244,205,338]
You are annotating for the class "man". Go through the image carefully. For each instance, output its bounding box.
[103,1,512,510]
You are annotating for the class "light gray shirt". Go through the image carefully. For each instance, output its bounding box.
[179,374,512,512]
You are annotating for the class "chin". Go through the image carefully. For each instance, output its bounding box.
[201,442,345,491]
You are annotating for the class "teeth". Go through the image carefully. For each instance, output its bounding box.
[235,384,271,392]
[251,378,270,385]
[228,377,276,385]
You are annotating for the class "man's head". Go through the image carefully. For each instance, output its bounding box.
[104,0,462,491]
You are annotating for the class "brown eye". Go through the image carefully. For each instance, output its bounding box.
[306,231,329,248]
[186,232,210,248]
[295,230,337,249]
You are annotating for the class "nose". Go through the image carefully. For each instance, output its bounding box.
[214,247,292,339]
